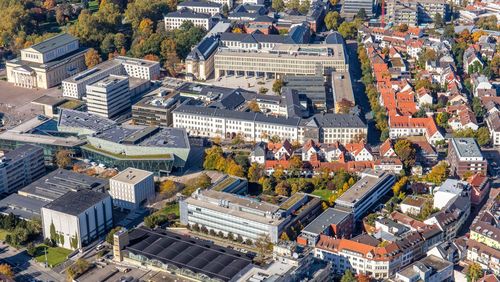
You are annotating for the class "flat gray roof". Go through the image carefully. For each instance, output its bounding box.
[1,144,43,163]
[0,193,46,220]
[302,208,351,235]
[58,109,116,133]
[20,168,107,202]
[335,169,393,207]
[94,126,189,149]
[111,168,153,185]
[450,138,483,158]
[332,72,354,104]
[43,190,109,216]
[27,33,77,53]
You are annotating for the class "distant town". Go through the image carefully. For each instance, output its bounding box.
[0,0,498,281]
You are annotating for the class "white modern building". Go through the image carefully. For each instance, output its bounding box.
[86,75,130,119]
[164,9,213,30]
[177,0,222,16]
[0,144,45,194]
[6,33,87,89]
[62,56,160,99]
[172,104,367,144]
[433,179,470,210]
[395,255,453,282]
[334,169,396,220]
[41,190,113,250]
[110,168,155,210]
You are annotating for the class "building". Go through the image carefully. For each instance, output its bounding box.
[400,197,426,215]
[447,138,487,178]
[214,43,348,78]
[467,173,490,206]
[185,36,219,81]
[110,168,155,210]
[433,179,470,210]
[332,72,355,113]
[385,0,448,25]
[389,116,444,145]
[41,190,113,250]
[209,175,248,194]
[0,145,45,195]
[6,33,87,89]
[486,111,500,146]
[314,235,402,279]
[131,89,178,127]
[62,56,160,99]
[82,125,190,175]
[177,0,222,15]
[300,208,353,246]
[172,104,367,144]
[180,190,313,243]
[113,227,254,281]
[334,169,396,220]
[164,9,213,30]
[86,75,130,119]
[395,255,453,282]
[342,0,374,18]
[283,75,327,110]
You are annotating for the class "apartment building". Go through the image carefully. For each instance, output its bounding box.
[0,145,45,194]
[395,255,453,282]
[177,0,222,15]
[486,111,500,146]
[109,168,155,210]
[86,75,130,119]
[62,56,160,99]
[41,190,113,250]
[334,169,396,221]
[389,116,444,145]
[385,0,448,25]
[214,43,348,78]
[172,104,367,144]
[164,9,213,30]
[6,33,87,89]
[447,138,487,178]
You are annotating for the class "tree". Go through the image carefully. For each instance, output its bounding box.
[338,22,357,39]
[55,150,72,168]
[272,0,285,12]
[275,181,291,196]
[0,264,13,278]
[84,48,101,68]
[472,97,486,118]
[248,100,260,112]
[356,8,367,20]
[43,0,56,9]
[426,161,449,184]
[160,38,180,75]
[159,180,178,198]
[394,139,416,168]
[298,0,310,14]
[476,127,490,146]
[341,269,356,282]
[436,112,449,128]
[255,234,273,260]
[106,227,122,244]
[26,242,36,256]
[392,176,408,195]
[324,11,341,30]
[272,79,284,94]
[222,4,229,16]
[247,163,263,182]
[124,0,172,30]
[397,23,409,32]
[49,221,57,244]
[433,13,444,28]
[466,262,483,282]
[280,232,290,241]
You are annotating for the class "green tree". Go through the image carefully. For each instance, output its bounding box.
[436,112,449,128]
[338,22,357,39]
[70,233,78,249]
[356,8,367,19]
[84,48,102,68]
[124,0,172,30]
[434,13,444,28]
[325,11,341,30]
[106,227,122,244]
[341,269,357,282]
[426,161,449,184]
[394,139,416,168]
[472,97,485,118]
[49,222,58,244]
[466,262,483,282]
[476,127,491,146]
[272,0,285,11]
[272,79,284,94]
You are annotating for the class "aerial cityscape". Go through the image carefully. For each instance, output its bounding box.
[0,0,498,281]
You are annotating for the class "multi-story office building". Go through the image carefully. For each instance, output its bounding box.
[164,9,213,30]
[341,0,374,18]
[180,189,290,243]
[110,168,155,210]
[0,145,45,195]
[62,56,160,99]
[385,0,448,25]
[131,90,178,127]
[172,104,367,144]
[447,138,487,178]
[177,0,222,15]
[86,75,130,119]
[6,33,87,89]
[41,190,113,250]
[335,169,396,220]
[214,43,348,78]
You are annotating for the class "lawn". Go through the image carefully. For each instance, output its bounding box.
[34,244,72,267]
[311,189,333,201]
[0,230,10,241]
[162,202,179,217]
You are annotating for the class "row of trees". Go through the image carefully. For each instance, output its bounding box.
[203,146,246,177]
[0,213,41,247]
[271,0,310,14]
[358,43,389,140]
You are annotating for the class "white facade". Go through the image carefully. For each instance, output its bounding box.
[164,11,212,30]
[86,75,130,119]
[110,168,155,210]
[177,2,222,16]
[41,192,113,250]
